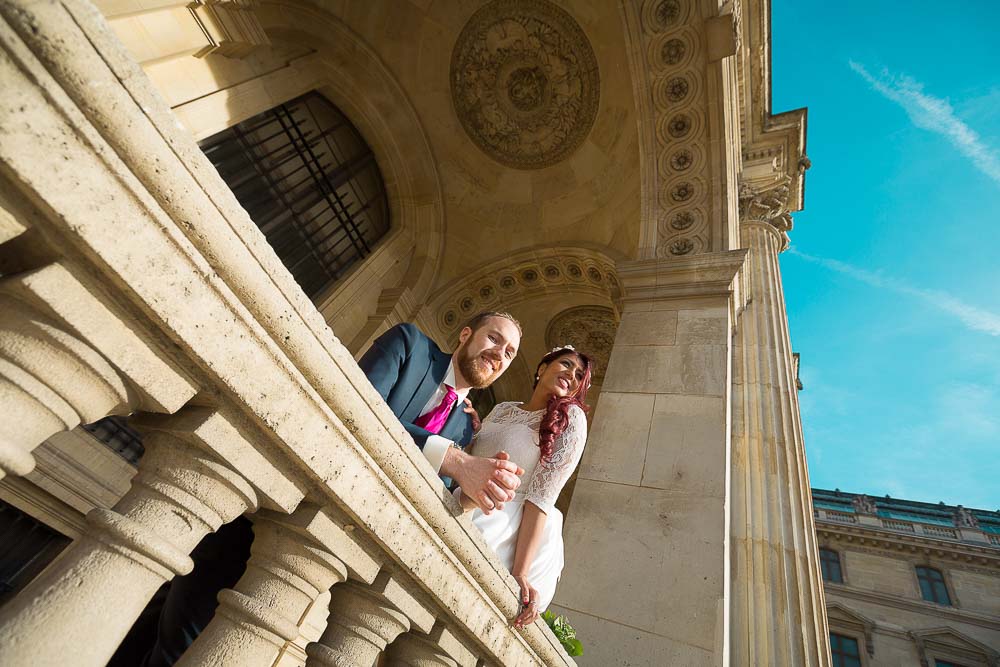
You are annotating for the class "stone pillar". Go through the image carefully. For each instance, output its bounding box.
[385,621,476,667]
[0,261,197,480]
[730,180,830,666]
[306,571,434,667]
[553,251,746,665]
[0,293,129,479]
[0,409,258,667]
[179,503,372,667]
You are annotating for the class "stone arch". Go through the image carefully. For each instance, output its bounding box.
[180,0,447,346]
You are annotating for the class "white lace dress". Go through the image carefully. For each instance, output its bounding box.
[461,401,588,611]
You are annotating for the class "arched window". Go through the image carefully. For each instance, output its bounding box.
[200,92,390,300]
[915,566,951,605]
[820,547,843,583]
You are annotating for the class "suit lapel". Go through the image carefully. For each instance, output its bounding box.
[400,348,452,422]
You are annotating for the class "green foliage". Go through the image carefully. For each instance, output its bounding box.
[541,610,584,657]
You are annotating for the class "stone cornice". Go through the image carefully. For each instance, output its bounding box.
[825,584,1000,633]
[816,520,1000,569]
[737,0,807,211]
[617,249,747,302]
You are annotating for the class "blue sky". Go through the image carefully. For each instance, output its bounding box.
[772,1,1000,510]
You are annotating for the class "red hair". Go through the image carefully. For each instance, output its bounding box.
[534,349,592,463]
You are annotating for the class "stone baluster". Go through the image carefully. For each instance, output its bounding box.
[385,621,476,667]
[730,180,830,666]
[306,570,435,667]
[0,407,259,666]
[0,262,196,480]
[180,503,380,667]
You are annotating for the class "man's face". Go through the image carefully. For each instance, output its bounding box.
[455,316,521,389]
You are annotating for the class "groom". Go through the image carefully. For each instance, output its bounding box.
[359,311,524,511]
[129,311,524,667]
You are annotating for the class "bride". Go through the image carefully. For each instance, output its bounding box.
[457,345,591,628]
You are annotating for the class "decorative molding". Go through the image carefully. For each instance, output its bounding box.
[826,602,876,657]
[617,249,747,303]
[817,521,1000,569]
[825,585,1000,633]
[450,0,599,169]
[427,247,621,340]
[910,627,1000,667]
[544,306,618,380]
[189,0,270,59]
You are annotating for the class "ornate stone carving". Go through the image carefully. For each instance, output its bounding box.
[661,38,686,65]
[430,248,619,339]
[545,306,617,380]
[738,179,793,233]
[669,149,693,171]
[852,495,878,516]
[451,0,600,169]
[670,211,695,230]
[953,506,979,528]
[668,238,694,255]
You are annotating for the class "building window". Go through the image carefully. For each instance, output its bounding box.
[915,566,951,605]
[820,547,843,583]
[0,500,71,606]
[200,92,390,301]
[830,633,862,667]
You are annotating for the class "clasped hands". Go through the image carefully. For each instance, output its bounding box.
[445,448,523,515]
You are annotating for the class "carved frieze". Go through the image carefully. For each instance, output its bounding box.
[429,249,619,340]
[450,0,600,169]
[630,0,711,258]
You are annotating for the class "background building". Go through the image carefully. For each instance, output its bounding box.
[0,0,828,665]
[814,489,1000,667]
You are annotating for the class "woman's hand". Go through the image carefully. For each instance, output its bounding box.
[462,398,482,434]
[512,574,540,629]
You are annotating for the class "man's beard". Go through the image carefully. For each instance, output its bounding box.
[456,344,501,389]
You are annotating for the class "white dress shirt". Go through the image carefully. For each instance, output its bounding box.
[419,359,470,473]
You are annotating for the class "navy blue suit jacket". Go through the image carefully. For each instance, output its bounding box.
[358,323,474,451]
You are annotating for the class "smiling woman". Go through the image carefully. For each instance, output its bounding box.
[457,346,592,627]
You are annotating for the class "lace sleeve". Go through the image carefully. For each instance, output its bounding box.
[523,406,588,513]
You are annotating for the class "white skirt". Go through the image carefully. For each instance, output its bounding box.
[468,496,565,611]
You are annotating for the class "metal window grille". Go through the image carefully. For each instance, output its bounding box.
[915,566,951,605]
[0,500,71,606]
[200,92,390,300]
[819,548,843,584]
[82,416,145,465]
[829,633,862,667]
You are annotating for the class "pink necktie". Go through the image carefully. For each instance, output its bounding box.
[415,386,458,434]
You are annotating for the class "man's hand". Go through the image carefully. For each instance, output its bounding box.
[442,448,523,515]
[462,398,482,434]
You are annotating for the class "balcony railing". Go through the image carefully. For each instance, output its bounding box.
[814,509,998,549]
[0,0,574,664]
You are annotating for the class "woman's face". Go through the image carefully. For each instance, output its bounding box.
[536,353,587,399]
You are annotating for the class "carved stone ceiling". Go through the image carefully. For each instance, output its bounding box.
[317,0,641,292]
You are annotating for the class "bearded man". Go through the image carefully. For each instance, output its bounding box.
[358,312,524,513]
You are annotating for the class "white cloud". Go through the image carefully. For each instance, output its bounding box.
[849,60,1000,185]
[787,247,1000,336]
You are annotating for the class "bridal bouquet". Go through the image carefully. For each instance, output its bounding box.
[541,610,584,657]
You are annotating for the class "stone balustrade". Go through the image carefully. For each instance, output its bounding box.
[0,0,574,664]
[814,509,998,546]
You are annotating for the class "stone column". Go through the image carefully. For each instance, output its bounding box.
[180,503,380,667]
[730,180,830,666]
[0,409,258,667]
[0,261,197,480]
[552,251,746,665]
[385,621,476,667]
[306,571,434,667]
